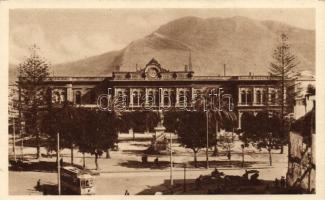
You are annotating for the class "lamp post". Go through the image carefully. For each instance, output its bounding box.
[183,163,187,192]
[170,130,173,193]
[241,144,245,168]
[206,111,209,169]
[20,121,25,160]
[57,132,61,195]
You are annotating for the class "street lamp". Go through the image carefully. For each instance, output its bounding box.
[183,163,187,192]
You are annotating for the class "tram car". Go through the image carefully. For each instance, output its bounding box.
[60,166,96,195]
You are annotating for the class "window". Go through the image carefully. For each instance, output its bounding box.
[75,91,81,105]
[241,90,246,104]
[179,91,185,106]
[154,90,159,106]
[256,90,261,104]
[148,91,154,106]
[186,90,191,105]
[247,90,252,105]
[133,91,139,106]
[54,92,60,103]
[60,92,66,103]
[163,91,170,106]
[270,90,276,104]
[263,90,268,104]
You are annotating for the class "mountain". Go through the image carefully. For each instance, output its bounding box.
[9,16,315,82]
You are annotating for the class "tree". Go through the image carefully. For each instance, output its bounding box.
[18,45,50,159]
[40,98,81,164]
[193,87,237,157]
[241,111,282,166]
[269,33,299,153]
[175,111,215,168]
[78,109,118,170]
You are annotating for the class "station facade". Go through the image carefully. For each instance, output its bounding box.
[38,58,311,129]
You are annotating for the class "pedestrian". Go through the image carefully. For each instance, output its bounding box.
[280,176,286,188]
[274,178,279,188]
[154,157,159,166]
[36,179,41,190]
[196,175,202,189]
[60,158,63,167]
[227,151,231,160]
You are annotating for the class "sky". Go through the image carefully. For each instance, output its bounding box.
[9,8,315,65]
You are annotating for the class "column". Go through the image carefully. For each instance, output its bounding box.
[238,111,243,129]
[253,87,256,105]
[238,87,242,105]
[275,89,279,105]
[160,88,164,107]
[130,88,134,107]
[145,88,148,105]
[66,84,73,102]
[176,88,179,106]
[245,89,248,105]
[261,88,264,105]
[267,87,270,105]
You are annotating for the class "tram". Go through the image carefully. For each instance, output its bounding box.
[60,166,96,195]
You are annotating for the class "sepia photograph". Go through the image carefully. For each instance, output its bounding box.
[3,2,322,197]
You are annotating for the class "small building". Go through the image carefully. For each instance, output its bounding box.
[287,96,315,193]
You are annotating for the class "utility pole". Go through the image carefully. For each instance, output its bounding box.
[206,111,209,169]
[57,132,61,195]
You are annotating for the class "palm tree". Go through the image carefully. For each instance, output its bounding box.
[193,88,237,157]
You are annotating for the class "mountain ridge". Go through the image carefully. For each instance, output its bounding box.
[9,16,315,82]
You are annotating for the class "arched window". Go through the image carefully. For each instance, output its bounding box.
[163,91,169,106]
[117,91,123,97]
[263,90,268,104]
[186,90,191,105]
[155,90,159,106]
[60,92,65,103]
[133,91,139,106]
[241,90,246,104]
[179,91,185,106]
[54,91,60,103]
[195,90,201,100]
[247,90,252,105]
[256,90,261,104]
[148,91,154,106]
[75,91,81,105]
[270,90,276,104]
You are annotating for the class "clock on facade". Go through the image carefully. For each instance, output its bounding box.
[146,67,158,78]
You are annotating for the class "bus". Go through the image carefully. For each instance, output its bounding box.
[60,166,96,195]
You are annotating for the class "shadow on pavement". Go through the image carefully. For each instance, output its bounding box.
[9,160,57,173]
[35,183,58,195]
[118,160,263,170]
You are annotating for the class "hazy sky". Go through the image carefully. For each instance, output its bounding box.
[10,8,315,65]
